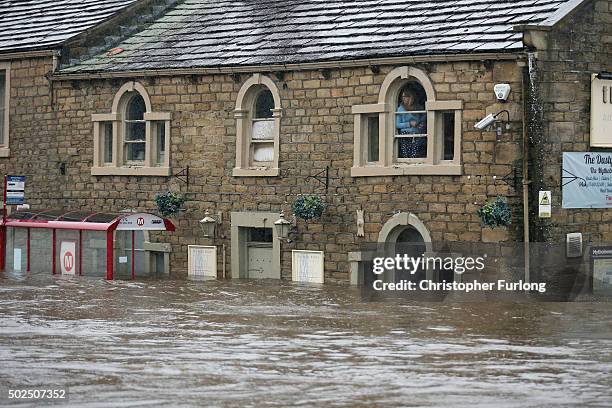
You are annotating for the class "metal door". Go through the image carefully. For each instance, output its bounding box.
[246,228,274,279]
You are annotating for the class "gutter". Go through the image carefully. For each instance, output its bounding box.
[521,64,531,284]
[47,52,520,81]
[0,50,58,61]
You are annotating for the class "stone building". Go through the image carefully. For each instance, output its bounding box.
[2,0,611,284]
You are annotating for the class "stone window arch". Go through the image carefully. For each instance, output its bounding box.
[233,74,282,177]
[91,81,171,176]
[351,66,463,176]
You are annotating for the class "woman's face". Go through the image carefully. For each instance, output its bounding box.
[401,92,416,107]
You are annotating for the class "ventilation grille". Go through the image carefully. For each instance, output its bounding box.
[566,233,583,258]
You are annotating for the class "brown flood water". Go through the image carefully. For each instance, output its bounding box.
[0,271,611,407]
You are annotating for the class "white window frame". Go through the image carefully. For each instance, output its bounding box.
[91,81,171,176]
[233,74,282,177]
[0,61,10,157]
[351,66,462,177]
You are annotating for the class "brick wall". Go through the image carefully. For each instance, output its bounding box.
[0,56,59,205]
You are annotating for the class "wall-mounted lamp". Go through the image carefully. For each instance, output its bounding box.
[596,71,612,80]
[274,210,296,242]
[199,209,222,238]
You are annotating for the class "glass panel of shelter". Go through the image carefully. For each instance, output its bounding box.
[114,230,146,280]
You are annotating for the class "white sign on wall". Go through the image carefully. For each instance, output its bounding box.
[292,250,324,284]
[539,191,552,218]
[563,152,612,208]
[590,74,612,147]
[188,245,217,279]
[60,241,76,275]
[117,213,168,230]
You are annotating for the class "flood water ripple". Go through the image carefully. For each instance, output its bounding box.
[0,272,611,407]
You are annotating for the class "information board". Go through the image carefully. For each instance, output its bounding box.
[562,152,612,208]
[5,175,25,205]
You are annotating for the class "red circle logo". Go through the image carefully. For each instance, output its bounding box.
[137,217,145,226]
[63,251,74,272]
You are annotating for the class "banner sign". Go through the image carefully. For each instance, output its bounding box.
[562,152,612,208]
[6,175,25,205]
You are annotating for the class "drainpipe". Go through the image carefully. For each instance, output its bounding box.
[521,68,530,284]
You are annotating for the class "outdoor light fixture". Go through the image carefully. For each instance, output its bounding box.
[596,71,612,80]
[199,209,221,238]
[274,210,296,242]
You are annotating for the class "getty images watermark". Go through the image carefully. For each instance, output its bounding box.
[371,254,547,293]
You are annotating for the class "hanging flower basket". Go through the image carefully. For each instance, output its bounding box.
[291,195,326,222]
[154,191,185,218]
[477,196,511,228]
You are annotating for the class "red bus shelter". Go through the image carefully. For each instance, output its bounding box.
[0,209,175,279]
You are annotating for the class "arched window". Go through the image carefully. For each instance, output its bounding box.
[351,66,462,176]
[91,81,171,176]
[251,90,275,164]
[234,74,282,177]
[124,93,146,163]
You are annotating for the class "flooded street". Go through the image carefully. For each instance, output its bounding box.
[0,272,611,407]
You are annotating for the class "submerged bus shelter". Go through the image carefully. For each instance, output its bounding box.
[0,210,175,279]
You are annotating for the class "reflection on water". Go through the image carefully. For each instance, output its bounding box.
[0,271,611,407]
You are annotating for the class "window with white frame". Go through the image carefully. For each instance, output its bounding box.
[233,74,282,177]
[351,66,462,176]
[0,62,10,157]
[91,81,170,176]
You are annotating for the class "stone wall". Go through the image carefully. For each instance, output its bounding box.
[0,56,58,206]
[40,60,524,281]
[533,0,612,244]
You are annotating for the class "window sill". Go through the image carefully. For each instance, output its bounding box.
[0,147,10,158]
[233,167,279,177]
[91,166,171,176]
[351,163,462,177]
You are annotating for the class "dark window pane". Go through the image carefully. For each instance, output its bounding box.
[127,94,145,120]
[443,112,455,160]
[254,90,274,119]
[367,115,379,162]
[249,228,273,243]
[126,142,146,161]
[126,122,145,141]
[103,122,113,163]
[155,121,165,165]
[397,137,427,159]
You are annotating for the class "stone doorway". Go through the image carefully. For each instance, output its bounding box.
[230,212,281,279]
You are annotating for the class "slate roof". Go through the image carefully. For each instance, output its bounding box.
[60,0,579,73]
[0,0,139,54]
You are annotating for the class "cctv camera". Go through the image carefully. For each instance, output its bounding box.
[474,114,495,130]
[494,84,511,102]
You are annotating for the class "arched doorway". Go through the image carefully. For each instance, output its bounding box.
[378,212,432,284]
